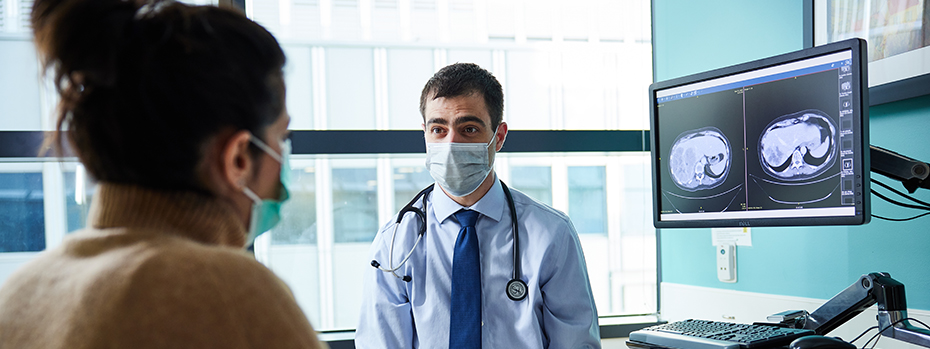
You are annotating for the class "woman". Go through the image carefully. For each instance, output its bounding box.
[0,0,324,347]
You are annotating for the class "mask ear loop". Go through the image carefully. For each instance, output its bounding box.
[242,186,263,205]
[486,127,500,168]
[241,133,285,203]
[249,134,283,163]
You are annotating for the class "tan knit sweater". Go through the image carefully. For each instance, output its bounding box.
[0,183,325,349]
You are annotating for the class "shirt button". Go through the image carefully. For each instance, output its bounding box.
[481,321,484,326]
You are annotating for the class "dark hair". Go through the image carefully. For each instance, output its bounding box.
[419,63,504,130]
[33,0,286,193]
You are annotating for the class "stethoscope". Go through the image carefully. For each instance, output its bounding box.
[370,181,527,301]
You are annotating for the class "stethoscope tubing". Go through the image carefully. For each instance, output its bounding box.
[501,182,521,279]
[371,181,527,301]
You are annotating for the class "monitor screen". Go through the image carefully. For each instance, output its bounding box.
[650,38,870,228]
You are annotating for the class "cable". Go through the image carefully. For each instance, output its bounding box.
[863,321,893,349]
[911,318,930,330]
[870,187,930,221]
[872,212,930,222]
[870,189,930,211]
[862,317,930,349]
[848,325,878,345]
[871,178,930,208]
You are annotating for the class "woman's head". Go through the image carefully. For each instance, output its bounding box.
[33,0,287,194]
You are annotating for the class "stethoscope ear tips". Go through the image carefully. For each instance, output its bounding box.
[373,258,412,282]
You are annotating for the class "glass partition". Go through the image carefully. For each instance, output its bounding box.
[255,151,655,330]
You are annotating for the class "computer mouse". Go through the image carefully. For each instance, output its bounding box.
[789,335,857,349]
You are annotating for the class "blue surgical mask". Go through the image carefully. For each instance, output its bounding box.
[242,135,291,247]
[425,129,498,197]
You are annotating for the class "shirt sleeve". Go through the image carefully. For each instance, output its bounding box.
[355,221,415,349]
[540,219,602,349]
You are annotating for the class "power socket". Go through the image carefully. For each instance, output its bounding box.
[716,244,736,283]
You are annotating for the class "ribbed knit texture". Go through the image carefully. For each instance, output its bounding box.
[90,183,246,247]
[0,183,326,349]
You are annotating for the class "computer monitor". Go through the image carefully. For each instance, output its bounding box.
[649,38,870,228]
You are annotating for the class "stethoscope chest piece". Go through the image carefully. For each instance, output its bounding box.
[375,181,528,301]
[506,279,527,301]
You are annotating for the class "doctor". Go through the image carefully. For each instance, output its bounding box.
[356,63,600,348]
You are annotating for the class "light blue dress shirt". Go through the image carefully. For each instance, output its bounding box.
[356,178,601,348]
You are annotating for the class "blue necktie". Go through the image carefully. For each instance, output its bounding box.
[450,209,481,349]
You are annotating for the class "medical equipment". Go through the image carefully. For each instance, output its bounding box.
[370,182,527,301]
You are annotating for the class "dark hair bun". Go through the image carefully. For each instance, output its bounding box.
[34,0,287,193]
[33,0,138,87]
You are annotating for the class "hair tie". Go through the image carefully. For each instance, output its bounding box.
[134,0,173,20]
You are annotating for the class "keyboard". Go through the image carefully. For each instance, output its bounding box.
[627,319,816,349]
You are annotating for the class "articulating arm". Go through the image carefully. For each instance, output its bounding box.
[772,272,930,348]
[871,145,930,194]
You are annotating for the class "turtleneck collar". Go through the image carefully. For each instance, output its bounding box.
[88,183,247,248]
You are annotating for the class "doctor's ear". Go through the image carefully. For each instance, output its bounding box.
[494,122,508,152]
[220,130,254,190]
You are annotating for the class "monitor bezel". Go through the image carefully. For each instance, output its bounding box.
[649,38,871,228]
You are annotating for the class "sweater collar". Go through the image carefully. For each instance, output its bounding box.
[89,183,247,247]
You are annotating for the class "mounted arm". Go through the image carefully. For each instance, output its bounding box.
[871,145,930,193]
[770,272,930,347]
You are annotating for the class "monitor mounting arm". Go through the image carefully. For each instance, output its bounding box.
[772,272,930,347]
[871,145,930,193]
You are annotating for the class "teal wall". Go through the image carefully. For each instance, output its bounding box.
[654,0,930,310]
[653,0,804,82]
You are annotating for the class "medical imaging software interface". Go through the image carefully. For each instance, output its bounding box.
[655,50,860,222]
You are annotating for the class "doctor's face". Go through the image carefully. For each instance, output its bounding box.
[422,93,505,150]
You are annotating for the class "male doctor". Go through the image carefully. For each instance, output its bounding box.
[356,63,600,348]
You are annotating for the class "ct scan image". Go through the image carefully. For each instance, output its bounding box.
[743,70,842,210]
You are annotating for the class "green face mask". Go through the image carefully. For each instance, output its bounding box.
[242,135,291,248]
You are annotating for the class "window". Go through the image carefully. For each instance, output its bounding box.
[332,166,378,243]
[509,166,553,206]
[63,165,95,234]
[0,0,656,336]
[392,162,434,212]
[569,166,608,235]
[0,172,44,252]
[246,0,655,331]
[273,165,317,244]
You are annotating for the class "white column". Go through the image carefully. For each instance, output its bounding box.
[549,51,565,130]
[315,158,335,328]
[311,47,328,130]
[605,155,623,313]
[433,48,448,71]
[436,0,450,42]
[550,157,568,213]
[320,0,333,39]
[377,156,394,225]
[373,48,390,130]
[359,0,373,40]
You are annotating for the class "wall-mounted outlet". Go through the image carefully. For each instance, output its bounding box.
[716,244,736,283]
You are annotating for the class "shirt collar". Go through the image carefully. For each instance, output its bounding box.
[431,175,505,224]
